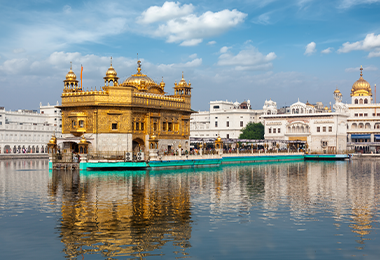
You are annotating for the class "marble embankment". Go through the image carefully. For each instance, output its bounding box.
[0,154,49,160]
[351,153,380,160]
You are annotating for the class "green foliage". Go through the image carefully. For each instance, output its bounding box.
[239,122,264,140]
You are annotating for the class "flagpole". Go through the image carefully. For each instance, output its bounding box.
[80,64,83,90]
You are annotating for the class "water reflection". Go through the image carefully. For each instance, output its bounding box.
[49,170,192,259]
[1,159,373,258]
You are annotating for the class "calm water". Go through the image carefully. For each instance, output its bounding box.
[0,160,380,259]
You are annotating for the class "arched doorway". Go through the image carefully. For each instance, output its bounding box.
[4,145,11,154]
[132,138,145,153]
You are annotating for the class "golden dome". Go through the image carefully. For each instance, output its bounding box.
[160,77,165,88]
[351,66,372,97]
[305,100,314,107]
[106,65,117,77]
[80,136,87,144]
[334,89,341,94]
[49,135,57,144]
[324,106,328,110]
[122,60,157,90]
[65,68,76,80]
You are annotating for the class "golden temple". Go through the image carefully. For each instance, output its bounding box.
[57,58,193,155]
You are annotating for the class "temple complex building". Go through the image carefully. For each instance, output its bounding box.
[0,106,55,154]
[56,59,193,155]
[346,66,380,152]
[262,92,349,154]
[190,100,264,139]
[40,101,62,138]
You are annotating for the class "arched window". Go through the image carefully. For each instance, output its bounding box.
[359,99,363,104]
[352,123,357,129]
[364,99,368,104]
[355,99,358,104]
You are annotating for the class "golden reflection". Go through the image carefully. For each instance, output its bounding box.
[49,170,192,259]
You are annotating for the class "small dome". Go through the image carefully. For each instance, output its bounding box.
[49,135,57,144]
[65,68,77,80]
[160,77,165,88]
[305,100,313,106]
[334,89,341,94]
[106,65,117,77]
[351,66,372,96]
[80,136,87,144]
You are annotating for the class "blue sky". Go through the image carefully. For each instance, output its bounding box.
[1,0,380,111]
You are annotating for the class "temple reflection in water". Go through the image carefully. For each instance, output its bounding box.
[46,160,380,258]
[49,170,192,258]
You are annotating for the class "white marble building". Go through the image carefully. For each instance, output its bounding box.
[262,95,349,153]
[0,107,56,154]
[40,102,62,138]
[346,67,380,152]
[190,100,264,139]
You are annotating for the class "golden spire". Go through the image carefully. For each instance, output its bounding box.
[70,61,72,70]
[137,60,141,74]
[360,65,363,77]
[110,56,112,66]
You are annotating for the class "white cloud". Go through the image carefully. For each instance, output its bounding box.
[139,1,194,24]
[338,0,380,9]
[189,53,197,59]
[180,39,203,46]
[321,47,333,54]
[2,2,132,55]
[338,33,380,58]
[345,66,378,72]
[304,42,316,55]
[217,45,276,70]
[368,51,380,58]
[153,9,247,46]
[252,12,272,25]
[208,41,216,45]
[220,46,230,53]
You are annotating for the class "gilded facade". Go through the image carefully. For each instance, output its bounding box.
[57,59,193,154]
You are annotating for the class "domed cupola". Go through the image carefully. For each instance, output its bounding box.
[63,62,80,92]
[174,72,192,96]
[122,60,157,92]
[351,66,372,97]
[160,77,165,90]
[104,57,119,86]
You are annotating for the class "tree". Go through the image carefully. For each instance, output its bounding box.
[239,122,264,139]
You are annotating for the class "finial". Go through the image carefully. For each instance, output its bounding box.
[70,61,72,70]
[95,86,97,91]
[182,71,184,79]
[360,65,363,77]
[110,57,112,66]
